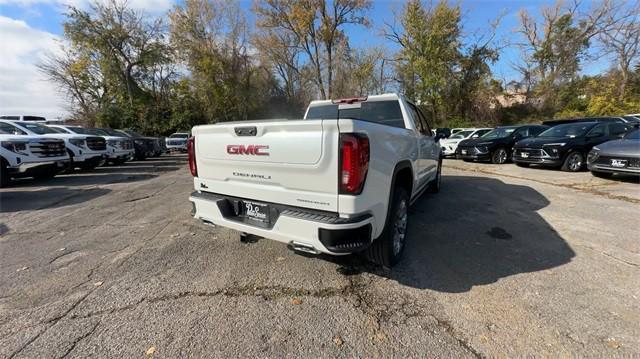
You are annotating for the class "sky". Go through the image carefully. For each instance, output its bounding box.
[0,0,614,119]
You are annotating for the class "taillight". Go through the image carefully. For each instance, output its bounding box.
[340,133,369,194]
[187,136,197,177]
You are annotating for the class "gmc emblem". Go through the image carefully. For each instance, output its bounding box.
[227,144,270,156]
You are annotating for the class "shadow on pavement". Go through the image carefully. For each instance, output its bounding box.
[331,175,576,293]
[0,187,111,213]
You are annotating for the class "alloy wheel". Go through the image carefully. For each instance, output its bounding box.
[494,149,507,164]
[568,153,583,171]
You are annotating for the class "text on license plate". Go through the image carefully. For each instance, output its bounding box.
[243,201,269,222]
[461,150,467,155]
[611,159,626,168]
[520,152,529,158]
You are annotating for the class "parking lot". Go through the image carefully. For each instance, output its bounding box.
[1,155,638,358]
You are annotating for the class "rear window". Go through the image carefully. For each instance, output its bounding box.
[306,100,406,129]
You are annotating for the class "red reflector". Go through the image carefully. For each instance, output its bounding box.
[187,136,197,177]
[340,133,369,194]
[332,96,368,105]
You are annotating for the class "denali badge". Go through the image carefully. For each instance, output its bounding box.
[227,144,269,156]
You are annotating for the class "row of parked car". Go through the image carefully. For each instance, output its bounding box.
[438,115,640,179]
[0,116,190,187]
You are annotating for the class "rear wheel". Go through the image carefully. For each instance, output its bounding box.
[591,170,613,178]
[365,187,409,267]
[515,162,530,168]
[561,151,584,172]
[0,158,10,188]
[491,147,508,164]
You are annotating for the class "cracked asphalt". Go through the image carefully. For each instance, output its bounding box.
[1,154,638,358]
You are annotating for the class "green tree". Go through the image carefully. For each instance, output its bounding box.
[254,0,372,100]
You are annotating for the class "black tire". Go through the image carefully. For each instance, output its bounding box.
[491,147,508,164]
[365,187,409,267]
[561,151,584,172]
[427,157,442,193]
[515,162,530,168]
[111,158,126,166]
[0,158,10,188]
[591,170,613,178]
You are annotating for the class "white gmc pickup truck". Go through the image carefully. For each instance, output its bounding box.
[189,94,442,266]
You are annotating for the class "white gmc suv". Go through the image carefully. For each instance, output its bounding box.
[0,132,69,187]
[189,94,442,266]
[0,120,108,170]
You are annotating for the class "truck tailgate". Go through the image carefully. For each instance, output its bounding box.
[193,120,340,212]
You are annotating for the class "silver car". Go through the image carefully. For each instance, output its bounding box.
[587,129,640,178]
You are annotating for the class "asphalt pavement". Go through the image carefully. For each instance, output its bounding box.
[1,155,638,358]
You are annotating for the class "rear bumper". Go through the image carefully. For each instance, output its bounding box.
[189,191,373,255]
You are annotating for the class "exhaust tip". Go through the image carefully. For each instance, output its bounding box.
[288,241,319,255]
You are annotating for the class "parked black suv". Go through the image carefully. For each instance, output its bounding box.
[457,125,548,164]
[513,121,634,172]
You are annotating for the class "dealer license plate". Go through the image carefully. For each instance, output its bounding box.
[242,201,270,223]
[611,159,626,168]
[520,152,529,158]
[461,150,468,155]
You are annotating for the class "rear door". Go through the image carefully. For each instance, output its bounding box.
[414,104,439,178]
[194,120,340,212]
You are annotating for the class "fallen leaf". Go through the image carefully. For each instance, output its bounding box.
[606,338,620,349]
[276,257,285,262]
[190,232,196,236]
[333,336,343,347]
[291,297,302,305]
[16,266,29,272]
[93,281,104,287]
[374,332,386,342]
[58,247,66,252]
[145,346,156,356]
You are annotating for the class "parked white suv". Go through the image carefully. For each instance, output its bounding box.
[189,94,443,266]
[48,125,134,165]
[0,120,107,170]
[0,130,69,187]
[440,128,493,157]
[166,132,189,152]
